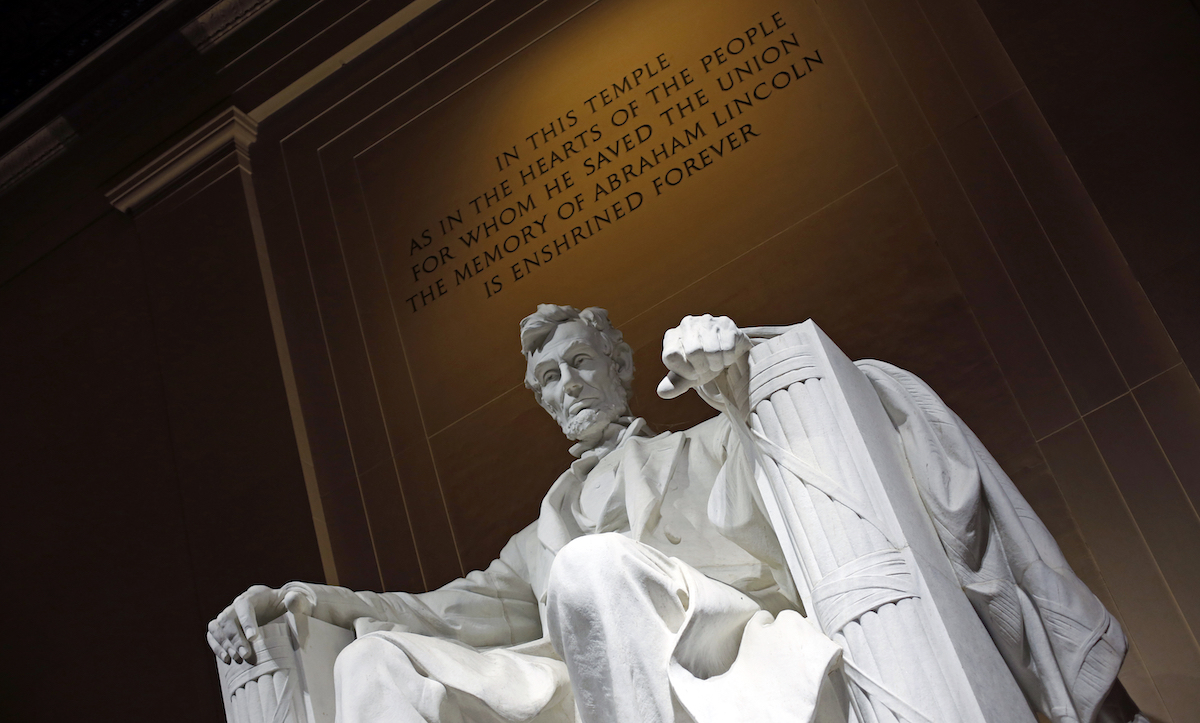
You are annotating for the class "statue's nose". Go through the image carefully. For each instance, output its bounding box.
[563,367,584,396]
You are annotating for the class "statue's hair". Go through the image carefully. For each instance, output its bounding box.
[520,304,634,403]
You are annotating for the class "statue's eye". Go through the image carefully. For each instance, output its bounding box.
[572,354,589,366]
[543,370,560,384]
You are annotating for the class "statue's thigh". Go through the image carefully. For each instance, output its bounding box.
[336,632,574,723]
[548,533,763,673]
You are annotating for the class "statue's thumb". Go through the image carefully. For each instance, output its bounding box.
[658,371,695,399]
[283,589,314,617]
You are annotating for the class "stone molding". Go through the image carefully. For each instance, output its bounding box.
[0,117,77,195]
[182,0,282,52]
[106,107,258,213]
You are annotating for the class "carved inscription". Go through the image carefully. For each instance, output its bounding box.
[402,10,825,314]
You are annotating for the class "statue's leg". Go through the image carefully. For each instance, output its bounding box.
[333,631,575,723]
[544,533,761,723]
[335,635,460,723]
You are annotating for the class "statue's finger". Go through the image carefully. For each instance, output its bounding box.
[661,327,682,359]
[216,616,246,660]
[211,612,237,649]
[658,371,695,399]
[677,322,698,357]
[222,635,243,664]
[208,631,231,663]
[693,325,725,375]
[233,594,261,644]
[699,325,726,373]
[662,349,698,379]
[718,324,738,368]
[700,322,721,353]
[735,329,753,356]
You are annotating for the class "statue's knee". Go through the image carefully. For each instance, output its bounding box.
[334,635,403,686]
[547,533,638,610]
[334,636,442,720]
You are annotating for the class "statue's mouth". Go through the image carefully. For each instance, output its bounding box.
[568,399,596,415]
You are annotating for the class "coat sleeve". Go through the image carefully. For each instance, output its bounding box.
[281,522,543,648]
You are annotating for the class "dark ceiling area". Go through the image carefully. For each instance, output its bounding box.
[0,0,168,115]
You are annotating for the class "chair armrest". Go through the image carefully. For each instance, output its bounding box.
[215,612,354,723]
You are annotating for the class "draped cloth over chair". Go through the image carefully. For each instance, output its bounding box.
[715,321,1124,723]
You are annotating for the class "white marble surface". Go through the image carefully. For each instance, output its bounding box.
[210,307,1131,723]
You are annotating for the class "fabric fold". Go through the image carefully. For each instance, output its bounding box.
[858,360,1125,723]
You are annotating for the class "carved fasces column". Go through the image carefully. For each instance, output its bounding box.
[216,612,353,723]
[743,321,1032,723]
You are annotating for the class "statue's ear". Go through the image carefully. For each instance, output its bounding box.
[613,341,635,384]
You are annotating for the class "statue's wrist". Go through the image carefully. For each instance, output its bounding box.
[279,581,319,610]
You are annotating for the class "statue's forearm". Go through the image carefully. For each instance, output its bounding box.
[278,581,474,636]
[280,581,416,630]
[279,553,542,646]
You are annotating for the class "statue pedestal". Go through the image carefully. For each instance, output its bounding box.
[746,320,1033,723]
[216,612,353,723]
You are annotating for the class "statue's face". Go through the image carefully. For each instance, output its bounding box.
[527,320,629,441]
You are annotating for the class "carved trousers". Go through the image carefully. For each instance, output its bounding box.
[333,533,841,723]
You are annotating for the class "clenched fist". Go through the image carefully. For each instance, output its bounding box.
[658,314,752,400]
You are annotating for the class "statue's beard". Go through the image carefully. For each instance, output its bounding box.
[561,403,623,441]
